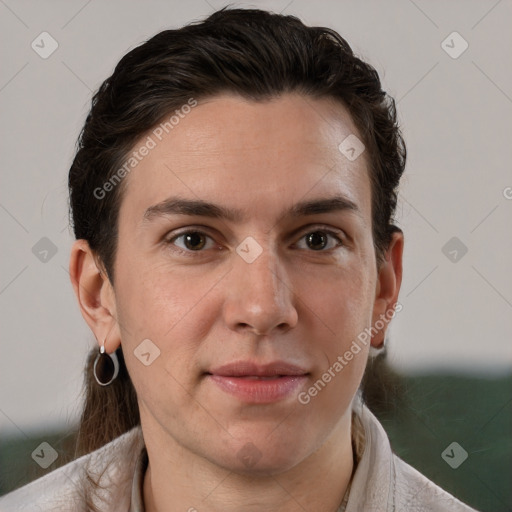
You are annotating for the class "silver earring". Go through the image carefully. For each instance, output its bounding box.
[93,344,119,386]
[369,336,387,357]
[376,336,387,350]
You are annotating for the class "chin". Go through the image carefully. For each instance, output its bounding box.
[228,450,304,477]
[210,429,314,477]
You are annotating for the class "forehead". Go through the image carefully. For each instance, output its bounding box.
[118,93,372,228]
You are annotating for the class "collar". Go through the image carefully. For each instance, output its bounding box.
[130,444,148,512]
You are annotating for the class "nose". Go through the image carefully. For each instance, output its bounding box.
[222,243,298,336]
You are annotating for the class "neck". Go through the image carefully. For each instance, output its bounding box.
[142,412,354,512]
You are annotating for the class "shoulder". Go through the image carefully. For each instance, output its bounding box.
[347,400,478,512]
[0,426,144,512]
[393,454,478,511]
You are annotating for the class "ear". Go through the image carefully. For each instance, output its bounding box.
[69,239,121,353]
[370,229,404,348]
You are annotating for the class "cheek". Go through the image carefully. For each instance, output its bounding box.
[294,259,374,407]
[116,265,210,414]
[312,285,372,382]
[115,256,211,335]
[299,276,372,424]
[297,262,375,343]
[114,257,224,389]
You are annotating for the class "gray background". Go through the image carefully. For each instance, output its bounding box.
[0,0,511,439]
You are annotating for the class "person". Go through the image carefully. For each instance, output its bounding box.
[0,7,478,512]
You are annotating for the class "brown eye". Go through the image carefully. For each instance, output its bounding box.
[182,232,206,250]
[168,230,215,253]
[306,232,328,250]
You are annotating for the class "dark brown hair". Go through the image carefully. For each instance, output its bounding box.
[70,6,406,460]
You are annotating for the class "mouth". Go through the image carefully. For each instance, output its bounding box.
[205,361,309,403]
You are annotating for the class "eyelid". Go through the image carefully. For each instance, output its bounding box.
[295,224,345,238]
[165,226,216,240]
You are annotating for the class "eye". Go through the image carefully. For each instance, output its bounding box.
[167,230,216,252]
[295,229,344,251]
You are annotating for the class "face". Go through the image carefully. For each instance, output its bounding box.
[107,93,386,473]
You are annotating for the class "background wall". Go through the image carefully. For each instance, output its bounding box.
[1,0,511,509]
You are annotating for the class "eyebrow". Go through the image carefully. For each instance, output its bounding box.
[143,195,360,224]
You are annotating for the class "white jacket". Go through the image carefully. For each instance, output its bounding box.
[0,402,478,511]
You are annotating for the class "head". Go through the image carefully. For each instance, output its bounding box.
[69,7,405,476]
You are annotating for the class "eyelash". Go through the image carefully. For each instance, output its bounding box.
[164,226,345,257]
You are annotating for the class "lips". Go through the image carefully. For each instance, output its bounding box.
[206,361,309,403]
[208,360,309,378]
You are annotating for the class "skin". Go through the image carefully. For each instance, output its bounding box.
[70,93,403,512]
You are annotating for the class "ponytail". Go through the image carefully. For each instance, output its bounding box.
[74,346,140,458]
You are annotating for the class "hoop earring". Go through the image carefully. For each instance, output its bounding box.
[369,336,387,357]
[374,336,387,350]
[93,343,119,386]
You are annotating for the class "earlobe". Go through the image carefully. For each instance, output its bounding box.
[370,230,404,348]
[69,240,121,352]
